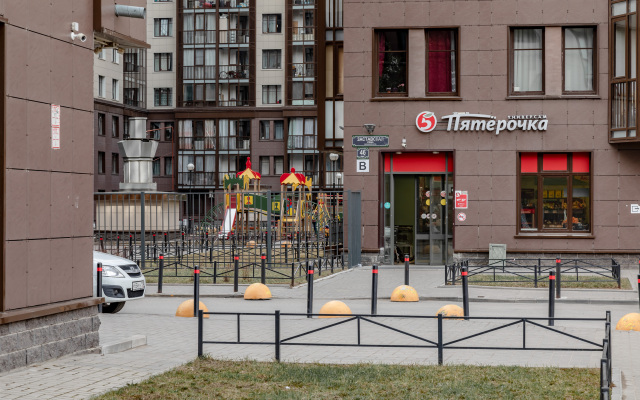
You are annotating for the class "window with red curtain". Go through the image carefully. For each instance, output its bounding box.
[427,29,458,94]
[376,30,408,96]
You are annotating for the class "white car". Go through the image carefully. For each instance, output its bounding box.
[93,251,146,313]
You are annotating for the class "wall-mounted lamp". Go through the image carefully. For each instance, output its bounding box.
[401,138,407,149]
[363,124,376,134]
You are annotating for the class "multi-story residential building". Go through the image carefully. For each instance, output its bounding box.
[95,0,344,193]
[344,0,640,265]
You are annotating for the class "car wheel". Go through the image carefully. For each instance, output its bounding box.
[102,302,126,314]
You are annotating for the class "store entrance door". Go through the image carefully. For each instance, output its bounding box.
[392,174,453,265]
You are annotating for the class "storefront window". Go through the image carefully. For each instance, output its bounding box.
[518,153,591,234]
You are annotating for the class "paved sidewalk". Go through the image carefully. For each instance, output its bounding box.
[0,265,637,400]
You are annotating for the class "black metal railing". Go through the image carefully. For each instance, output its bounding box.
[197,309,612,397]
[446,258,622,288]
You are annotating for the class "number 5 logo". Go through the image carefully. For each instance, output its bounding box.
[416,111,437,133]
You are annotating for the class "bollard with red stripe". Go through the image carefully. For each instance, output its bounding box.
[261,254,267,284]
[461,267,469,320]
[548,271,556,326]
[193,265,200,318]
[638,275,640,310]
[307,261,314,318]
[96,262,103,313]
[158,253,164,294]
[555,257,562,299]
[233,256,240,293]
[404,254,410,286]
[371,265,379,315]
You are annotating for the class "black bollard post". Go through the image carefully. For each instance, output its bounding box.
[290,263,295,287]
[213,261,217,284]
[548,271,555,326]
[637,275,640,310]
[404,254,410,286]
[461,267,469,320]
[116,235,120,254]
[307,261,314,318]
[233,255,239,293]
[198,310,203,357]
[371,265,379,315]
[96,262,103,313]
[555,257,561,299]
[158,253,164,293]
[194,265,200,318]
[285,243,289,264]
[261,253,266,285]
[275,310,281,362]
[152,234,157,259]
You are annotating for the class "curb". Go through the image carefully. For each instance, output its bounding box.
[101,335,147,355]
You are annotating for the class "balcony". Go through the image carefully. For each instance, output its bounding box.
[292,27,314,42]
[183,0,251,9]
[218,65,249,80]
[183,30,217,45]
[183,65,217,80]
[178,171,216,187]
[179,137,216,150]
[219,137,250,151]
[292,63,315,79]
[219,29,250,46]
[287,135,317,150]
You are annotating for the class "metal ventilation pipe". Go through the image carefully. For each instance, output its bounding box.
[114,5,146,19]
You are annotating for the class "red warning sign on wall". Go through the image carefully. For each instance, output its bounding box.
[455,191,468,209]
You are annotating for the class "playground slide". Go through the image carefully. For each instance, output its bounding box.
[219,207,237,238]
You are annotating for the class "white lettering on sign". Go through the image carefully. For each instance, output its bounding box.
[356,159,370,173]
[439,113,548,135]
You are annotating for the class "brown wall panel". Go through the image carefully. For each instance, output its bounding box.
[27,239,51,307]
[5,97,28,170]
[50,238,74,303]
[72,237,93,299]
[5,169,27,241]
[4,241,28,310]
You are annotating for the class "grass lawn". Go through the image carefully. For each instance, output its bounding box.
[92,358,601,400]
[465,274,631,289]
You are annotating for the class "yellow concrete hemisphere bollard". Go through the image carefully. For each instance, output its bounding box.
[319,300,352,318]
[390,285,419,302]
[175,299,210,318]
[616,313,640,331]
[436,304,464,320]
[244,283,272,300]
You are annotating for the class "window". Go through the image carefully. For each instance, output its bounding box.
[154,88,172,106]
[123,116,129,138]
[260,157,270,175]
[112,79,119,100]
[274,121,284,140]
[152,159,161,176]
[98,75,105,97]
[262,14,281,33]
[98,113,105,136]
[376,30,407,96]
[518,153,591,234]
[165,157,173,176]
[154,53,173,71]
[111,153,119,175]
[426,29,458,95]
[274,156,284,175]
[124,52,139,73]
[610,2,637,140]
[262,50,281,69]
[511,28,544,94]
[260,121,270,140]
[112,116,119,137]
[154,18,173,37]
[262,85,282,104]
[563,27,595,93]
[165,122,174,141]
[98,49,106,60]
[98,152,105,174]
[150,122,161,140]
[112,49,120,64]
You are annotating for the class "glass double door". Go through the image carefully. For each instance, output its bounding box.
[393,174,453,265]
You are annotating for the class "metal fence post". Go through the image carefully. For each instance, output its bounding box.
[549,271,555,326]
[371,265,378,315]
[404,254,410,285]
[267,190,272,264]
[555,257,561,299]
[194,265,200,318]
[462,267,469,320]
[261,253,266,285]
[158,253,164,294]
[140,192,146,270]
[96,262,103,313]
[307,261,314,318]
[214,261,217,284]
[233,255,239,293]
[437,313,443,365]
[290,263,295,287]
[275,310,281,362]
[198,309,203,357]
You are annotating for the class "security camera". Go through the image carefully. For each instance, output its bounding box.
[71,32,87,42]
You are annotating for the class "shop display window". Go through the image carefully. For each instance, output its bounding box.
[518,152,591,234]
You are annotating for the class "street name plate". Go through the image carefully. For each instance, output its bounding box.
[352,135,389,147]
